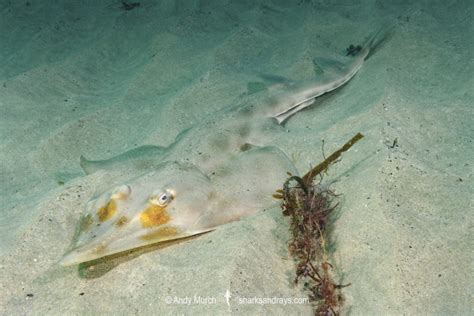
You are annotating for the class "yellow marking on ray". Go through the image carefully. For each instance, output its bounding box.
[140,204,170,228]
[94,243,107,254]
[140,227,179,241]
[115,216,129,227]
[97,200,117,222]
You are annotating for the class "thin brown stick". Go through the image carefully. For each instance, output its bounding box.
[302,133,364,185]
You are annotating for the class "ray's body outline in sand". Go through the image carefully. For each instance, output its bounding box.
[60,27,390,266]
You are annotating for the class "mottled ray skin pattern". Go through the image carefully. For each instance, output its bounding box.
[60,28,388,266]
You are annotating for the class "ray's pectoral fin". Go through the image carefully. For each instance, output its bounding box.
[80,145,166,175]
[198,145,298,228]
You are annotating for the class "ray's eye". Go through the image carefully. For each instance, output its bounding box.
[159,194,169,203]
[150,191,174,206]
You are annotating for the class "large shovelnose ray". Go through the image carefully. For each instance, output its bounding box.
[60,27,390,266]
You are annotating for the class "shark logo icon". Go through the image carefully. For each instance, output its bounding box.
[224,289,232,307]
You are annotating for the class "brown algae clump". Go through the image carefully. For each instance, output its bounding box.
[277,133,363,315]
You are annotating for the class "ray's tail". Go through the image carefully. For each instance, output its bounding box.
[355,24,394,61]
[266,25,393,124]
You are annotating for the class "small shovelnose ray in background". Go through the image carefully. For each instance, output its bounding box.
[60,27,390,266]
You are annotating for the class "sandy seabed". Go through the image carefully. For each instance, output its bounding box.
[0,1,472,315]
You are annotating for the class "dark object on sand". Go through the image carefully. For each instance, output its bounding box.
[275,133,364,315]
[121,1,140,11]
[346,44,362,56]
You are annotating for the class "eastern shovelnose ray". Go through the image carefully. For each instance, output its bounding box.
[60,27,389,266]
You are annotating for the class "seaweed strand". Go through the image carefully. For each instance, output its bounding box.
[302,133,364,185]
[280,133,363,315]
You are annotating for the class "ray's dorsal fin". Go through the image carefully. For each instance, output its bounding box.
[245,74,296,96]
[312,57,347,75]
[258,74,296,87]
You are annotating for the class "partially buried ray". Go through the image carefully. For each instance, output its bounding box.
[60,26,390,266]
[61,146,297,265]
